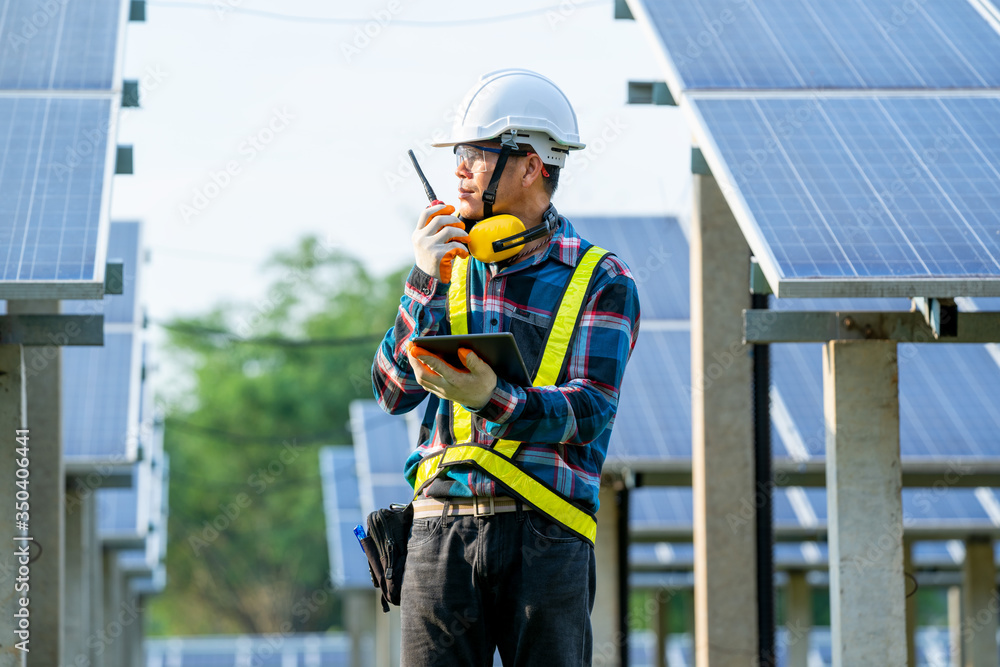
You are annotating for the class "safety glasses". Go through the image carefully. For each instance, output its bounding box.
[454,144,529,173]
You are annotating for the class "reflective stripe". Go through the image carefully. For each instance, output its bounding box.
[448,256,472,444]
[417,245,609,546]
[417,445,598,545]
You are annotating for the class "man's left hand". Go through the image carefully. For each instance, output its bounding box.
[407,344,497,410]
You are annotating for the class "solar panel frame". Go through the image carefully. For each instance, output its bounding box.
[626,0,1000,96]
[685,92,1000,297]
[0,94,120,299]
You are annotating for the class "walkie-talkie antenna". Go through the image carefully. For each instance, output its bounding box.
[408,150,442,205]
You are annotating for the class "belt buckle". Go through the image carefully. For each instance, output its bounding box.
[473,496,495,517]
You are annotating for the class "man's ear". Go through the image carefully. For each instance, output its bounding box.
[520,153,544,189]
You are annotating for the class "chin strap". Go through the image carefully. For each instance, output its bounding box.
[481,144,512,219]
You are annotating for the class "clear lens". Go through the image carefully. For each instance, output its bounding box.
[454,145,491,173]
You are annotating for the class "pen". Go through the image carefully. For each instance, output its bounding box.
[353,524,367,553]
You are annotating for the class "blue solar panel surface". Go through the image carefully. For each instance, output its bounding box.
[63,330,140,461]
[768,298,1000,459]
[318,446,372,590]
[607,331,691,462]
[63,221,140,322]
[0,0,123,90]
[144,634,355,667]
[0,96,112,286]
[569,217,689,320]
[693,95,1000,295]
[96,459,149,540]
[635,0,1000,91]
[351,400,414,477]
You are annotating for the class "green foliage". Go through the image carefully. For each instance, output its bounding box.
[147,237,408,635]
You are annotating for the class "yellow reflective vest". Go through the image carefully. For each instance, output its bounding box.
[413,245,611,545]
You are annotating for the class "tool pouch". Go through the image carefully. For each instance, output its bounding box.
[359,503,413,613]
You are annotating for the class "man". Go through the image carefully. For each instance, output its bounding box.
[372,69,640,666]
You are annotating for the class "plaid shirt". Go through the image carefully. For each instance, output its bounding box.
[372,216,640,514]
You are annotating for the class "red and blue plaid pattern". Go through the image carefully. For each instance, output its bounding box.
[372,217,641,513]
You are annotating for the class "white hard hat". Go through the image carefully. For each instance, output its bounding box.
[432,68,585,168]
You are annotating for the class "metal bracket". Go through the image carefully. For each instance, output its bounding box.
[691,147,711,175]
[743,309,1000,344]
[750,259,773,296]
[0,315,104,346]
[911,297,958,338]
[626,81,675,106]
[614,0,634,19]
[105,261,124,295]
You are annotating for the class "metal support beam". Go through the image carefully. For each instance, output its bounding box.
[824,341,906,666]
[627,458,1000,488]
[744,309,1000,344]
[630,522,1000,543]
[962,536,997,667]
[655,590,668,667]
[11,301,63,667]
[594,484,624,667]
[948,585,962,667]
[0,315,103,346]
[0,345,26,667]
[691,171,758,665]
[346,591,375,667]
[785,570,811,667]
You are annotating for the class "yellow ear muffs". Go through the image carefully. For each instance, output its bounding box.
[467,215,526,263]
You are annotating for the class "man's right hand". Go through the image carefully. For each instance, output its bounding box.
[412,204,469,283]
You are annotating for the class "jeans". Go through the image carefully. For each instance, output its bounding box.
[400,504,596,667]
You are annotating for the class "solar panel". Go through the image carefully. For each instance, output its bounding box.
[0,0,126,91]
[569,217,689,320]
[0,95,114,297]
[96,458,150,545]
[318,446,373,590]
[350,400,417,514]
[63,220,142,323]
[631,0,1000,92]
[144,634,354,667]
[606,330,691,462]
[767,297,1000,459]
[691,94,1000,297]
[63,329,142,466]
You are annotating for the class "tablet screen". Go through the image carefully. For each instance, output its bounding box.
[411,333,531,386]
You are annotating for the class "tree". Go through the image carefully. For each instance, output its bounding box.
[146,236,408,635]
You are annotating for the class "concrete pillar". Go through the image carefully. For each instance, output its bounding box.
[903,539,917,667]
[374,601,401,667]
[785,570,811,667]
[8,301,63,667]
[823,340,905,666]
[64,489,94,665]
[126,593,145,667]
[949,585,962,667]
[961,536,997,667]
[0,345,27,667]
[655,590,669,667]
[691,172,757,666]
[346,591,376,667]
[102,551,122,667]
[593,484,623,666]
[89,506,104,667]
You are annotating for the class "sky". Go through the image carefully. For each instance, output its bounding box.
[110,0,691,331]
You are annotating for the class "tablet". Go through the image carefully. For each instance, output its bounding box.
[411,333,531,386]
